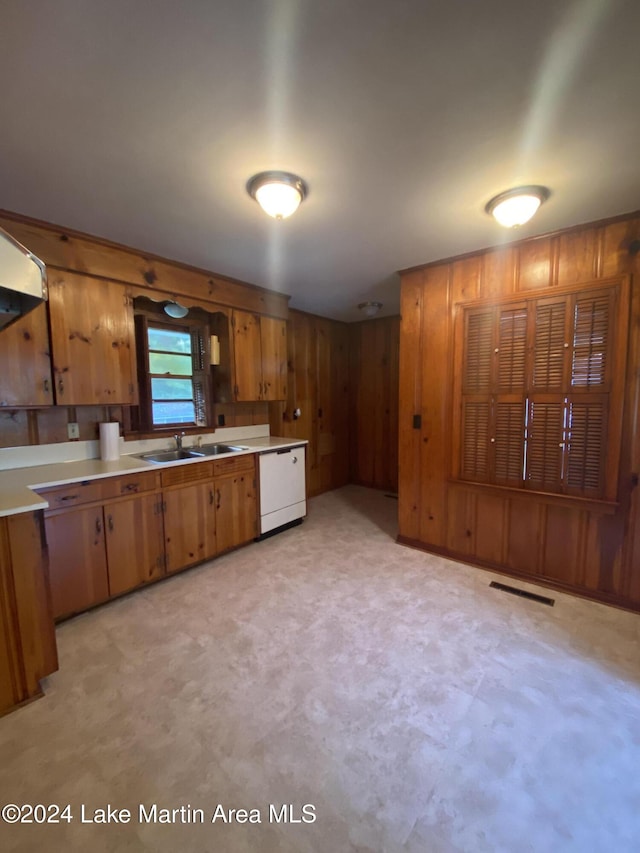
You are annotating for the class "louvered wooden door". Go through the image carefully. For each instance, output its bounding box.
[458,280,623,501]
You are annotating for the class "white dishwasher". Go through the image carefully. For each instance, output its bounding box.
[259,445,306,536]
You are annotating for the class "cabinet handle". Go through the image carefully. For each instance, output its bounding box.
[59,494,80,503]
[292,456,298,464]
[96,517,102,535]
[44,378,50,394]
[107,514,114,532]
[122,483,139,493]
[58,378,64,396]
[216,489,221,510]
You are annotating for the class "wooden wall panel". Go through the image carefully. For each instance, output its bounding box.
[349,315,399,492]
[268,309,350,498]
[541,505,584,586]
[451,257,481,302]
[399,209,640,612]
[556,228,599,286]
[481,248,517,298]
[517,238,553,291]
[474,493,506,565]
[506,499,542,576]
[446,487,474,556]
[398,273,424,541]
[419,266,451,548]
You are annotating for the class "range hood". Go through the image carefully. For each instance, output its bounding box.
[0,226,47,331]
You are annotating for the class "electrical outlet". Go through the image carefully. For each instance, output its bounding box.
[67,422,80,440]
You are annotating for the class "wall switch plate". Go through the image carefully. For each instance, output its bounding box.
[67,422,80,440]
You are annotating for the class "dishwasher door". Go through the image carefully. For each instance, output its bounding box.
[259,446,306,534]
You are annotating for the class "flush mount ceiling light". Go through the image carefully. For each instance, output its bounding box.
[247,171,308,219]
[485,185,550,228]
[358,301,383,318]
[163,301,189,318]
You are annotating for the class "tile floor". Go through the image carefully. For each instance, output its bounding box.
[0,485,639,852]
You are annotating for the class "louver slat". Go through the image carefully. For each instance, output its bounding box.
[526,401,563,491]
[533,302,566,390]
[566,401,605,492]
[464,311,493,392]
[498,307,527,391]
[191,329,208,427]
[462,401,490,481]
[495,402,525,483]
[571,294,610,388]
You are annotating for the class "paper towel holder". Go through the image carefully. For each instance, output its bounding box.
[210,335,220,365]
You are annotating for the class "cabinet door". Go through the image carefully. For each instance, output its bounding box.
[260,316,287,400]
[232,310,263,401]
[45,507,109,618]
[0,519,24,712]
[48,271,137,405]
[163,482,216,573]
[105,494,165,596]
[0,303,53,406]
[215,473,257,553]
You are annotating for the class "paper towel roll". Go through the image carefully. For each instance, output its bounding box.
[99,422,120,461]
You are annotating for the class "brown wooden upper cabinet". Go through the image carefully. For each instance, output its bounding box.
[0,302,54,407]
[232,310,287,401]
[48,271,138,405]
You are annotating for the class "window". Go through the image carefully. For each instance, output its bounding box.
[135,315,208,430]
[455,279,627,502]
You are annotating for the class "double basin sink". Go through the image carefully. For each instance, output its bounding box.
[138,444,248,465]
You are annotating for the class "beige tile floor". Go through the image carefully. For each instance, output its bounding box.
[0,485,639,852]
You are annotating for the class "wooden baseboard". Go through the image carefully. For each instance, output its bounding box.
[396,535,640,615]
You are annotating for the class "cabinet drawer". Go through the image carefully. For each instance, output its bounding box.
[102,471,159,499]
[213,454,255,477]
[39,480,107,510]
[38,471,160,510]
[161,461,214,488]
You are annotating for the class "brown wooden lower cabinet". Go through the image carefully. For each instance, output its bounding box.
[215,472,257,553]
[163,481,217,573]
[162,464,257,572]
[45,505,110,619]
[0,511,58,716]
[105,494,165,595]
[41,473,164,619]
[41,457,258,618]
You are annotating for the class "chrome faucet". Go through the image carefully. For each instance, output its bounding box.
[174,431,185,451]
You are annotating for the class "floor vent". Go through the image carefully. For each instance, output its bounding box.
[490,581,555,607]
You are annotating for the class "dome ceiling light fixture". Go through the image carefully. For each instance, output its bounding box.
[247,171,308,219]
[358,301,383,318]
[485,185,550,228]
[163,301,189,319]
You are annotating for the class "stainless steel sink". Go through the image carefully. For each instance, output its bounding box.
[194,443,247,456]
[138,449,205,464]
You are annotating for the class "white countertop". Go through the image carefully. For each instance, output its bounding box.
[0,436,307,518]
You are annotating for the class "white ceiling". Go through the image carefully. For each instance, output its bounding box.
[1,0,639,321]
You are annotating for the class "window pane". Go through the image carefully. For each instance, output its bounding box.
[152,401,195,425]
[149,352,193,376]
[148,327,192,354]
[151,377,194,400]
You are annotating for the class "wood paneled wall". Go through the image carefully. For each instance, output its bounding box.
[269,310,350,497]
[349,316,399,492]
[398,211,640,612]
